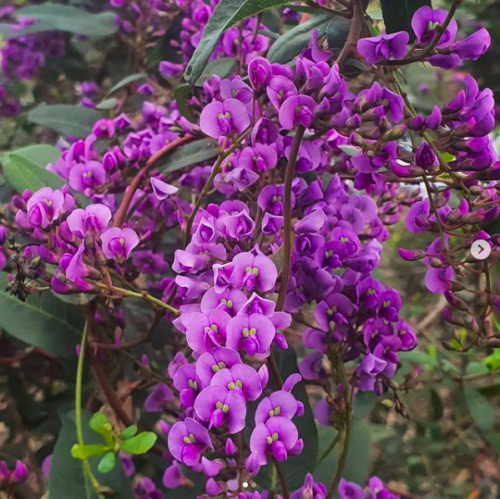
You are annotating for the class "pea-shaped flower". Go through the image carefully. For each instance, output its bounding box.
[199,98,250,139]
[100,227,140,261]
[168,418,213,467]
[226,313,276,356]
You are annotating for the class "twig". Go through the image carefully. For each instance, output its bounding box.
[113,134,195,228]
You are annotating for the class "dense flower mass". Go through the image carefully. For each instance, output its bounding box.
[0,0,498,498]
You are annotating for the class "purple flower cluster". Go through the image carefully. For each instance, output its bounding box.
[0,460,28,488]
[357,6,491,68]
[339,476,400,499]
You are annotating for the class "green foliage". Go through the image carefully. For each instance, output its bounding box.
[49,411,134,499]
[464,385,494,432]
[267,14,350,64]
[2,145,63,192]
[27,105,103,138]
[119,432,157,455]
[106,74,147,97]
[71,413,156,474]
[0,4,118,39]
[157,138,218,173]
[185,0,298,84]
[0,272,83,358]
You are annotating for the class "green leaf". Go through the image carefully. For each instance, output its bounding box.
[119,432,157,455]
[380,0,432,41]
[0,273,82,359]
[2,5,118,39]
[27,105,103,138]
[98,453,117,474]
[254,347,318,492]
[120,425,138,441]
[2,145,64,192]
[71,444,108,460]
[96,98,118,111]
[106,74,146,97]
[157,138,218,173]
[90,413,115,447]
[464,385,494,432]
[48,411,134,499]
[267,14,350,64]
[314,421,372,487]
[483,349,500,372]
[194,58,238,86]
[185,0,297,84]
[174,85,197,124]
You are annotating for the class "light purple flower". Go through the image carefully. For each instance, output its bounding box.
[67,204,112,237]
[226,313,276,356]
[249,417,299,465]
[167,418,213,467]
[185,309,232,354]
[279,95,316,130]
[26,187,65,229]
[100,227,140,261]
[151,177,179,200]
[199,98,251,139]
[357,32,409,64]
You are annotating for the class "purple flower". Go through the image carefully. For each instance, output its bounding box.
[144,383,174,412]
[451,28,491,61]
[26,187,65,229]
[151,177,179,200]
[255,390,301,424]
[279,95,316,130]
[210,363,264,401]
[100,227,140,261]
[163,461,186,489]
[92,119,115,139]
[338,478,365,499]
[250,417,299,465]
[159,61,184,78]
[291,474,326,499]
[194,385,246,433]
[167,418,213,467]
[195,347,242,386]
[69,161,106,193]
[67,204,112,237]
[185,309,231,354]
[357,32,409,64]
[199,98,251,139]
[411,7,457,48]
[226,313,276,356]
[267,75,297,111]
[173,364,202,409]
[248,56,272,90]
[425,266,454,294]
[239,144,278,172]
[230,252,278,293]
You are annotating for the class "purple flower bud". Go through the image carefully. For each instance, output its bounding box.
[451,28,491,61]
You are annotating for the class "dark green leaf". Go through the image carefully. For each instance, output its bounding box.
[314,421,372,487]
[174,85,197,124]
[464,385,494,431]
[3,5,118,39]
[185,0,298,84]
[119,432,157,455]
[0,273,82,359]
[48,411,134,499]
[267,14,350,64]
[27,105,102,138]
[380,0,432,40]
[2,145,64,192]
[98,453,117,474]
[255,347,318,492]
[106,74,146,97]
[120,425,138,441]
[71,444,108,460]
[96,98,118,111]
[194,58,238,86]
[157,138,218,173]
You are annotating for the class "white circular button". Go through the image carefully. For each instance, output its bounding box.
[471,239,491,260]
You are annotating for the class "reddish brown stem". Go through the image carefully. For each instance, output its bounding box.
[113,134,195,228]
